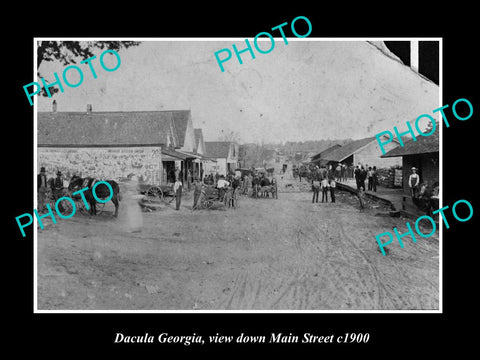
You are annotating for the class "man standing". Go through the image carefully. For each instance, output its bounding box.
[37,167,48,212]
[311,170,320,203]
[354,165,361,189]
[187,169,192,191]
[335,163,341,181]
[359,166,367,192]
[321,177,329,203]
[52,170,67,213]
[372,166,378,192]
[408,167,420,199]
[367,167,373,191]
[329,178,336,203]
[174,176,183,210]
[192,176,202,210]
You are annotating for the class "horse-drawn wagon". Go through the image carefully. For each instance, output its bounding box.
[137,182,176,204]
[253,177,278,199]
[195,185,238,210]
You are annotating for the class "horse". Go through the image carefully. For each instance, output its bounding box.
[68,175,120,217]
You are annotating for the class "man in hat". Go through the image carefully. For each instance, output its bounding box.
[408,167,420,199]
[52,170,67,213]
[37,167,48,212]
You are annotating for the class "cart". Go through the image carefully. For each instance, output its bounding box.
[137,183,176,204]
[196,185,238,209]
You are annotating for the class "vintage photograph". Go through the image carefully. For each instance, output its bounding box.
[34,39,441,311]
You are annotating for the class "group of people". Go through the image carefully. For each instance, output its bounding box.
[354,164,378,192]
[37,167,68,213]
[310,165,336,203]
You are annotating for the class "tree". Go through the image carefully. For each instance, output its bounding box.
[36,40,140,97]
[219,130,242,143]
[424,118,439,134]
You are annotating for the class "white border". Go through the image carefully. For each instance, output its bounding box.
[33,37,443,314]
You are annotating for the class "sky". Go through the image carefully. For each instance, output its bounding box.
[36,39,440,144]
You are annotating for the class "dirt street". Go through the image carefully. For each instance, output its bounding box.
[37,182,439,311]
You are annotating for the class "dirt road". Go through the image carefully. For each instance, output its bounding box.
[37,185,439,310]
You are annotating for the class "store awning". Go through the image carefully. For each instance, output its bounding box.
[162,149,189,161]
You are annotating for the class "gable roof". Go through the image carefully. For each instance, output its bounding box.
[204,141,232,158]
[38,111,180,147]
[311,144,342,161]
[171,110,191,147]
[381,131,439,157]
[322,137,377,162]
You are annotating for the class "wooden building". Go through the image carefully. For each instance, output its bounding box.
[37,105,195,186]
[381,131,439,194]
[322,135,401,168]
[204,141,239,176]
[310,144,342,166]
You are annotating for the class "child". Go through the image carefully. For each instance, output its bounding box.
[329,179,336,203]
[358,187,365,212]
[321,177,329,203]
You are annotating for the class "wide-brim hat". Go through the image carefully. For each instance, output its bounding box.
[411,167,417,170]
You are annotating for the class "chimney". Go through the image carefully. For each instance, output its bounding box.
[87,104,92,114]
[52,100,57,113]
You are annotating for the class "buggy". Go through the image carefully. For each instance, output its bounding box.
[196,185,238,209]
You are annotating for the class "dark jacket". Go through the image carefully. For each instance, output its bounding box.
[37,174,47,190]
[53,177,64,190]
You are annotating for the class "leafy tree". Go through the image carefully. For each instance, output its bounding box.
[36,40,140,97]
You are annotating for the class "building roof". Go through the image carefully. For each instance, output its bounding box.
[161,148,189,160]
[311,144,342,161]
[172,110,191,147]
[204,141,232,158]
[381,131,439,157]
[38,111,180,147]
[322,137,377,162]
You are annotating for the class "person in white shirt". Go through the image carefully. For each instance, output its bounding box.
[216,175,230,199]
[216,175,230,189]
[321,178,330,203]
[329,179,336,203]
[408,167,420,198]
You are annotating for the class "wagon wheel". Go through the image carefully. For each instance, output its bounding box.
[199,193,212,209]
[57,195,89,216]
[145,186,163,203]
[204,198,214,209]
